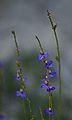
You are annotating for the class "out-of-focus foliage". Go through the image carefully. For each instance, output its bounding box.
[0,51,72,120]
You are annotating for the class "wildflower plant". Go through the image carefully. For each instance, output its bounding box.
[12,31,34,120]
[47,10,61,120]
[35,35,56,120]
[35,10,61,120]
[11,10,61,120]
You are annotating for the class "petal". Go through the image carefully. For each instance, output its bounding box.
[38,54,43,60]
[45,60,53,68]
[41,84,47,88]
[23,76,27,81]
[21,92,26,98]
[16,91,21,96]
[41,78,47,81]
[16,76,20,81]
[44,52,48,57]
[47,60,53,66]
[44,108,49,113]
[49,110,53,116]
[44,108,53,116]
[47,86,55,92]
[49,71,56,78]
[51,86,55,91]
[47,86,52,92]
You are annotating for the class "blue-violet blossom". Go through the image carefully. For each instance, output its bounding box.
[38,52,48,60]
[44,108,53,116]
[16,89,26,98]
[45,60,53,68]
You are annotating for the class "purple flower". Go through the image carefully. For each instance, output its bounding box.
[15,72,21,81]
[47,86,55,92]
[16,89,26,98]
[45,60,53,69]
[0,61,4,68]
[41,84,48,88]
[0,114,5,120]
[49,71,56,78]
[41,83,55,92]
[44,108,53,116]
[16,76,20,81]
[38,52,48,60]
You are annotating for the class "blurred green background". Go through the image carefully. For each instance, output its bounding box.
[0,50,72,120]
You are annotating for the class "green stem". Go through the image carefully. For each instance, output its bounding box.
[27,97,35,120]
[47,10,61,120]
[23,101,27,120]
[12,31,28,96]
[12,31,34,120]
[39,107,44,120]
[49,93,51,120]
[35,36,53,120]
[35,35,44,53]
[12,31,20,57]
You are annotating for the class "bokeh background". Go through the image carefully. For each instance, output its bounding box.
[0,0,72,120]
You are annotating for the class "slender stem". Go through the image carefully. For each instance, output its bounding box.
[27,97,35,120]
[12,31,28,96]
[35,36,53,120]
[49,92,51,120]
[12,31,34,120]
[35,35,44,53]
[12,31,20,57]
[51,93,54,120]
[39,107,44,120]
[47,10,61,120]
[47,72,51,120]
[23,100,27,120]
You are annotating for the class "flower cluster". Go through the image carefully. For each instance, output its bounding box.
[15,60,26,99]
[44,107,53,116]
[16,89,26,99]
[38,51,56,116]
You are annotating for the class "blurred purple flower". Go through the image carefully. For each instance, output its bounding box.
[44,108,53,116]
[41,84,48,88]
[16,89,26,98]
[0,61,4,69]
[0,114,5,120]
[16,76,20,81]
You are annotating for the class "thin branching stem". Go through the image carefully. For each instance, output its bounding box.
[47,10,61,120]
